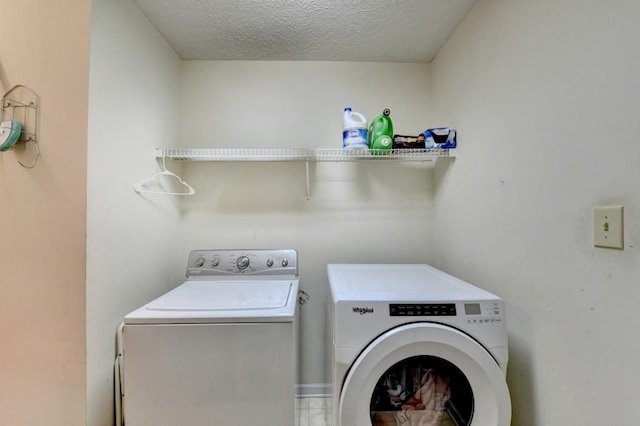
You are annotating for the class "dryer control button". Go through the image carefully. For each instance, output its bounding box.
[267,259,274,267]
[195,257,206,267]
[282,259,289,267]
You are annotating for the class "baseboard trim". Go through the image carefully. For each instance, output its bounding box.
[295,383,331,398]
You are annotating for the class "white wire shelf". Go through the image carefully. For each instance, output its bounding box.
[150,147,456,200]
[154,148,457,162]
[155,148,309,161]
[313,148,456,162]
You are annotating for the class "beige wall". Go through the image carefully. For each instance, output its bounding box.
[0,0,91,425]
[429,0,640,424]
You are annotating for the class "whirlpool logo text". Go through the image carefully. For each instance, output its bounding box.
[352,307,374,315]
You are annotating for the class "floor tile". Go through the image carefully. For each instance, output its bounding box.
[298,397,330,426]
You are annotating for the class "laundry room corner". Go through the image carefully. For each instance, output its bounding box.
[86,2,444,424]
[174,59,438,392]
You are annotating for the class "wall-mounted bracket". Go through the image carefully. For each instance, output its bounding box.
[1,85,40,168]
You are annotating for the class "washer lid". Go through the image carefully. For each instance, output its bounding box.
[339,322,511,426]
[124,279,298,324]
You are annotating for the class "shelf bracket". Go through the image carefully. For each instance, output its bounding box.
[305,157,310,201]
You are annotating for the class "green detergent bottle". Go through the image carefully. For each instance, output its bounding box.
[368,108,393,155]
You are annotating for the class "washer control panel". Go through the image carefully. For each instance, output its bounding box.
[186,249,298,277]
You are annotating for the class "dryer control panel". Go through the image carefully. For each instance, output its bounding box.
[186,249,298,277]
[388,301,504,324]
[463,301,504,324]
[390,304,456,317]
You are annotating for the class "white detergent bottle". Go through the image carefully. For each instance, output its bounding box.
[342,107,368,149]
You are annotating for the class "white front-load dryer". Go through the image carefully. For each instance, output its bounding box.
[328,264,511,426]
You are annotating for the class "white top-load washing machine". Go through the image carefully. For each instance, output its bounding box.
[328,264,511,426]
[123,249,299,426]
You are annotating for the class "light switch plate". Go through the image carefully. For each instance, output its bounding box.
[593,205,624,249]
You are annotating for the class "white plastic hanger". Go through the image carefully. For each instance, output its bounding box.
[133,156,196,195]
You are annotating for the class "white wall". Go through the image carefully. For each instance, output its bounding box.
[86,0,182,424]
[429,0,640,424]
[0,1,90,425]
[178,61,437,387]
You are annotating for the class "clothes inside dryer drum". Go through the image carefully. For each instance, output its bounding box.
[370,356,473,426]
[336,322,511,426]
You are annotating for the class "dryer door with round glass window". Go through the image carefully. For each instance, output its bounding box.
[339,323,511,426]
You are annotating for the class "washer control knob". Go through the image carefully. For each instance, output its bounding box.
[266,259,274,267]
[236,256,250,270]
[282,258,289,267]
[195,257,206,267]
[211,259,219,267]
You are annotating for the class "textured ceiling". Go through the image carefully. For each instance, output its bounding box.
[131,0,477,62]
